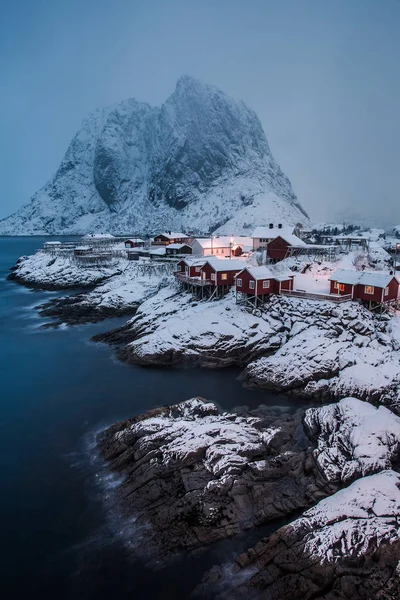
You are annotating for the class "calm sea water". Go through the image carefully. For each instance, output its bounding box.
[0,237,309,599]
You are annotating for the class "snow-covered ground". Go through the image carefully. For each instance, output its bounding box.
[10,251,123,288]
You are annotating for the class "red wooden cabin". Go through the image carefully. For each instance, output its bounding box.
[266,234,305,262]
[329,269,399,304]
[175,258,205,279]
[200,259,245,286]
[153,232,189,245]
[124,238,144,248]
[235,266,294,297]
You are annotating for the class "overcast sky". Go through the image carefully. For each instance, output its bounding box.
[1,0,399,226]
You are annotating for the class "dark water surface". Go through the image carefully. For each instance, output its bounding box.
[0,237,309,599]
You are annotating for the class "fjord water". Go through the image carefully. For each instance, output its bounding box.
[0,237,303,599]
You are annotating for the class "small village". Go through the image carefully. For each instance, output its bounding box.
[42,223,400,315]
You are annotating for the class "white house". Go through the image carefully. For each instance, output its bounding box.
[190,236,253,257]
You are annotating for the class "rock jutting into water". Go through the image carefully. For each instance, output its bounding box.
[97,396,400,573]
[201,471,400,600]
[97,397,335,561]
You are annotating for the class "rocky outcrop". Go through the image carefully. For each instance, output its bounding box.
[114,287,282,368]
[242,296,400,405]
[201,471,400,600]
[0,76,308,236]
[35,266,168,324]
[304,397,400,483]
[98,397,400,596]
[96,285,400,404]
[97,397,335,560]
[8,252,120,290]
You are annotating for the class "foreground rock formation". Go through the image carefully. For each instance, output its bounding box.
[97,397,400,564]
[97,397,334,560]
[97,396,400,597]
[202,471,400,600]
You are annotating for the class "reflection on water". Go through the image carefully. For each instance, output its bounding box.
[0,237,312,599]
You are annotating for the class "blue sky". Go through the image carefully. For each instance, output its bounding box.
[1,0,399,225]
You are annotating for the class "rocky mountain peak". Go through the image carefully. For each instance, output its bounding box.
[0,77,308,235]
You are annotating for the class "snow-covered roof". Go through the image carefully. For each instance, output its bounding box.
[148,247,166,255]
[329,269,399,288]
[156,232,189,240]
[276,233,306,246]
[166,243,191,249]
[44,241,61,245]
[75,245,92,251]
[125,238,145,243]
[193,236,253,249]
[239,266,293,281]
[251,226,295,239]
[179,257,205,267]
[203,258,246,272]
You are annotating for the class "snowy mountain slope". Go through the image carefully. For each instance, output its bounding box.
[0,76,309,235]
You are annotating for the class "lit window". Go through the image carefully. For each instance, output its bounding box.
[365,285,374,295]
[221,273,228,281]
[262,280,270,289]
[334,282,345,292]
[249,280,255,289]
[384,286,389,295]
[211,273,216,281]
[237,278,242,287]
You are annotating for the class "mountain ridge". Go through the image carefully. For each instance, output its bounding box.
[0,76,309,235]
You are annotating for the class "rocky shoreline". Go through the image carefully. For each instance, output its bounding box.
[36,293,139,325]
[8,251,400,405]
[93,286,400,406]
[98,396,400,598]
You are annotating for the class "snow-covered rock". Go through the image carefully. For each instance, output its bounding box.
[203,471,400,600]
[243,296,400,404]
[0,76,308,236]
[106,287,284,367]
[304,397,400,483]
[97,397,333,559]
[37,264,169,323]
[8,252,121,289]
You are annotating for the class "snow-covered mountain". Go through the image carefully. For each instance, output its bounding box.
[0,76,309,236]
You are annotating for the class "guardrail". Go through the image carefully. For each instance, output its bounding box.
[174,272,212,286]
[281,290,352,303]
